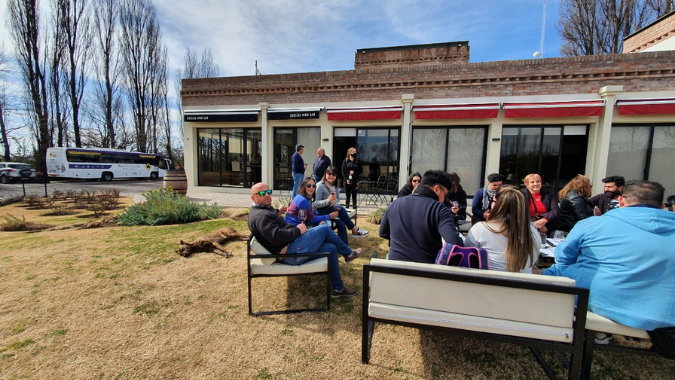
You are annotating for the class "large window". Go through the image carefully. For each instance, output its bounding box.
[411,127,487,195]
[500,125,588,191]
[273,127,320,189]
[333,127,400,193]
[608,124,675,196]
[197,128,261,187]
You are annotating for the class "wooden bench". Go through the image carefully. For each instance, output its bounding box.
[247,235,331,316]
[362,258,590,379]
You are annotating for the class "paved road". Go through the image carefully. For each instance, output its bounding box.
[0,178,383,212]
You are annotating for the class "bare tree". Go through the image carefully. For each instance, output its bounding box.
[48,0,69,147]
[645,0,675,14]
[174,48,219,138]
[118,0,163,153]
[0,45,11,160]
[559,0,674,56]
[56,0,92,147]
[89,0,122,148]
[7,0,51,175]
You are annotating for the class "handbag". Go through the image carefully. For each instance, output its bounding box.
[435,243,489,270]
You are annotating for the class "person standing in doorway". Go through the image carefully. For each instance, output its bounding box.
[341,147,362,209]
[313,147,331,182]
[291,144,307,199]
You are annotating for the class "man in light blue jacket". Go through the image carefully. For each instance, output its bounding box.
[545,180,675,331]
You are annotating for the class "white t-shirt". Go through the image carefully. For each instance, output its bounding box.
[464,221,541,273]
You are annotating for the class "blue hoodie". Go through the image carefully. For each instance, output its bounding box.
[544,205,675,330]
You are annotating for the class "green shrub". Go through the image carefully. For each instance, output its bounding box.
[118,188,222,226]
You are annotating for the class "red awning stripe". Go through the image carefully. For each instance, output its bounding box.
[414,103,500,119]
[616,98,675,115]
[503,100,605,118]
[326,106,403,120]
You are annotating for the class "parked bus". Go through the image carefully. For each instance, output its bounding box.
[46,147,171,181]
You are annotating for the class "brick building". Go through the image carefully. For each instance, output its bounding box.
[181,36,675,197]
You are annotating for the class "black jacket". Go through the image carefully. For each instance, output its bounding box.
[556,190,593,232]
[397,184,414,198]
[380,186,463,264]
[248,205,301,254]
[444,185,468,226]
[341,159,362,185]
[520,187,560,223]
[587,193,619,214]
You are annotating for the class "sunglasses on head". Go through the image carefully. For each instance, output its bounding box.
[306,183,316,188]
[257,190,273,196]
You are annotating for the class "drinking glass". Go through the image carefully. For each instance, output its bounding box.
[553,230,564,241]
[298,209,307,223]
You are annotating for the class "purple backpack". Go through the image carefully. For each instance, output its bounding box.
[435,243,489,270]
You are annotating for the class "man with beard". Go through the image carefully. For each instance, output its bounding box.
[587,176,625,215]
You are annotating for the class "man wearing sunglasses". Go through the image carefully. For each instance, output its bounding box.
[248,182,362,298]
[380,170,464,264]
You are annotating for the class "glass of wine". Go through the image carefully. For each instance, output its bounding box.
[298,209,307,223]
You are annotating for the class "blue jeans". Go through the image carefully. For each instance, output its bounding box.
[283,224,353,291]
[315,206,356,245]
[291,172,304,199]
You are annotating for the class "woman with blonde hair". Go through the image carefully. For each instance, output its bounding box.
[465,187,541,273]
[552,174,594,232]
[520,173,560,235]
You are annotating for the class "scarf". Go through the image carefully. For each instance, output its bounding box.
[482,185,495,211]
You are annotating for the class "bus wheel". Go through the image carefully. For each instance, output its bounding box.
[101,172,113,181]
[150,172,158,180]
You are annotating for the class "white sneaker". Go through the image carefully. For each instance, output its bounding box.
[352,227,369,237]
[595,332,613,345]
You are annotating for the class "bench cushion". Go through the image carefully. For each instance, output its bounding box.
[369,302,574,343]
[250,238,277,265]
[368,258,578,331]
[586,311,650,339]
[250,257,328,275]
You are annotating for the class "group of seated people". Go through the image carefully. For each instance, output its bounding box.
[381,169,675,343]
[248,165,370,299]
[248,167,675,344]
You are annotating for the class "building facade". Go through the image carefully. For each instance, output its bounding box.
[182,39,675,197]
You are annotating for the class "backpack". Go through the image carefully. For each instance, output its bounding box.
[435,243,489,270]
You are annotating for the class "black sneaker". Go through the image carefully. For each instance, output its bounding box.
[345,248,363,263]
[330,286,359,298]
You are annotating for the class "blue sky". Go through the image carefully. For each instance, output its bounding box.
[0,0,562,80]
[153,0,562,77]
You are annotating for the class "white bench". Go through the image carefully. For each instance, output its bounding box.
[247,235,331,316]
[362,258,590,379]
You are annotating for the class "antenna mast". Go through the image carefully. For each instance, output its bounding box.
[537,0,547,58]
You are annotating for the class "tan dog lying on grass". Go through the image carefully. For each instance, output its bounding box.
[177,227,246,258]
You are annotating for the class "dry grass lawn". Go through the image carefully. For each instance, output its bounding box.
[1,198,674,379]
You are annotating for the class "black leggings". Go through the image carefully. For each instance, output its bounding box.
[344,182,358,208]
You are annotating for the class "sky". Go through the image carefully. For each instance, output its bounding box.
[0,0,562,86]
[0,0,562,150]
[151,0,562,77]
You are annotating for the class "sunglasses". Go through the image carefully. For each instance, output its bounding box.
[326,172,336,176]
[412,179,421,183]
[257,190,273,196]
[306,183,316,188]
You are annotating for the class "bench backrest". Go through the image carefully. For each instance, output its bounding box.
[367,258,580,329]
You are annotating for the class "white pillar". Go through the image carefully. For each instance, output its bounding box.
[593,86,623,189]
[259,102,272,186]
[399,94,415,187]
